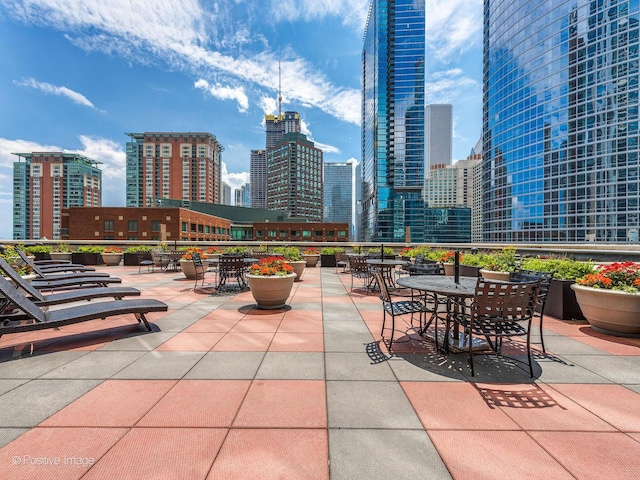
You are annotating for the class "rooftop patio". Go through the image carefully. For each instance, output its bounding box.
[0,264,639,479]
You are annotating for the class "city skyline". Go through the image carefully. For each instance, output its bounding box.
[0,0,484,240]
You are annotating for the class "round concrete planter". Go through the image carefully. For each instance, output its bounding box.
[246,273,296,309]
[480,269,511,281]
[100,253,123,266]
[302,254,319,267]
[571,284,640,337]
[289,260,306,281]
[179,259,203,280]
[50,252,73,263]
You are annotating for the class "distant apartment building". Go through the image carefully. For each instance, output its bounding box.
[13,152,101,240]
[425,104,453,170]
[250,149,266,209]
[252,222,349,243]
[323,161,361,240]
[424,158,481,208]
[266,132,323,221]
[61,207,231,242]
[423,152,481,243]
[125,132,223,207]
[221,182,232,205]
[265,111,301,148]
[235,183,250,207]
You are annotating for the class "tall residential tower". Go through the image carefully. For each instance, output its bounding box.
[13,152,101,240]
[126,132,223,208]
[484,0,640,242]
[362,0,426,242]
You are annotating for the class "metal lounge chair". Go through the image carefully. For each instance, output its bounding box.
[0,274,167,338]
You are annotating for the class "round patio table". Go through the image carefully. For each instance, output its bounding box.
[396,275,487,352]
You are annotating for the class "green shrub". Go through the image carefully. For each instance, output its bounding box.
[24,245,52,254]
[54,243,71,253]
[76,245,105,254]
[124,245,153,253]
[519,257,596,281]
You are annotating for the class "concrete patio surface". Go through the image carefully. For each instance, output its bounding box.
[0,264,639,479]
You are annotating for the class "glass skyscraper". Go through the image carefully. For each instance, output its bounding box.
[484,0,640,242]
[362,0,426,242]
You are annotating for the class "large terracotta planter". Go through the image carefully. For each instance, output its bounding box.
[289,260,306,281]
[246,273,296,309]
[100,253,123,266]
[179,259,203,280]
[302,254,319,267]
[571,284,640,337]
[480,269,511,281]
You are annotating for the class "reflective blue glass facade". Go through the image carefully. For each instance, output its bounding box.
[362,0,426,242]
[484,0,640,242]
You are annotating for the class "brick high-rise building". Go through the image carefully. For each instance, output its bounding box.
[126,132,223,207]
[12,152,101,240]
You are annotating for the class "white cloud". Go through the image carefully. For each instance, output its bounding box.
[313,141,341,155]
[14,77,101,110]
[221,161,249,191]
[268,0,370,30]
[194,79,249,112]
[424,69,478,104]
[1,0,361,125]
[426,0,483,60]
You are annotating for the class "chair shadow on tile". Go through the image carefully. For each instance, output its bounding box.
[472,382,569,410]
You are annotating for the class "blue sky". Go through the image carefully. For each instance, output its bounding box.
[0,0,483,240]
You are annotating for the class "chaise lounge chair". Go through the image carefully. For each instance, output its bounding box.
[17,249,98,273]
[16,250,111,279]
[0,258,142,319]
[0,275,167,338]
[0,258,122,291]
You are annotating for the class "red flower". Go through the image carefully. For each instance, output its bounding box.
[249,256,294,276]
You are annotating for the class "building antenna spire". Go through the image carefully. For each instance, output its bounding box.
[278,61,282,118]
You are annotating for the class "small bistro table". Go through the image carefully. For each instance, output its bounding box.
[395,275,488,352]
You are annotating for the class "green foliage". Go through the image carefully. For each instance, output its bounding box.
[0,245,32,275]
[483,247,517,272]
[273,246,302,261]
[124,245,153,253]
[76,245,105,253]
[23,245,52,254]
[519,257,596,281]
[321,247,344,254]
[54,243,71,253]
[224,246,252,254]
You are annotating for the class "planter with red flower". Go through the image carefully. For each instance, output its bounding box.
[246,256,296,309]
[100,247,123,266]
[302,247,320,267]
[179,247,205,279]
[571,262,640,337]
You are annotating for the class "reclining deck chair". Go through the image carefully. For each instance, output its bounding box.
[0,275,167,338]
[0,259,122,293]
[17,250,111,280]
[0,257,141,318]
[17,249,98,273]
